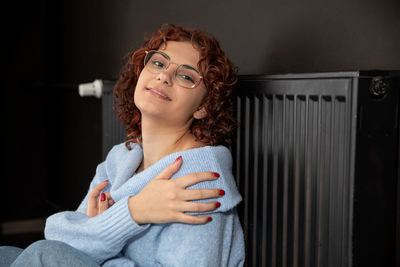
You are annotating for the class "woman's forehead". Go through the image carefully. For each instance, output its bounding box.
[158,41,200,66]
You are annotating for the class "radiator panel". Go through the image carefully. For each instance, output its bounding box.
[101,80,125,159]
[234,78,355,267]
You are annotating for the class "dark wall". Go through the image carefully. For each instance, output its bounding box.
[3,0,399,246]
[43,0,400,81]
[4,1,102,222]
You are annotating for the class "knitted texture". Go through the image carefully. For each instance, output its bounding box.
[45,143,245,266]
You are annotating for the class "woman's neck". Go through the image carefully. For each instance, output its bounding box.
[136,118,205,173]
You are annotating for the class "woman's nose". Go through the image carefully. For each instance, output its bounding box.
[156,67,174,86]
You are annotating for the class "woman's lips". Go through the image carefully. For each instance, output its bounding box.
[146,87,172,101]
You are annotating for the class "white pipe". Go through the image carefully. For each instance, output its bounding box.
[78,79,103,98]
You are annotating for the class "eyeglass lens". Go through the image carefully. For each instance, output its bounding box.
[144,51,201,88]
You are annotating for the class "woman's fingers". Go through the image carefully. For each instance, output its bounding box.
[88,180,109,200]
[173,172,220,188]
[87,180,108,217]
[179,188,223,201]
[105,191,115,206]
[98,192,109,214]
[154,156,183,180]
[177,201,221,213]
[127,156,224,225]
[175,213,213,225]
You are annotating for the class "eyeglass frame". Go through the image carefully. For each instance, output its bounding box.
[143,50,204,89]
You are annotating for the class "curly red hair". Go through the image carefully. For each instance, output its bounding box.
[113,24,238,149]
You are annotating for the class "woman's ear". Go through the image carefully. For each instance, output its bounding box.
[193,106,207,119]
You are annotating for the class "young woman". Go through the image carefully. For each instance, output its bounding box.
[0,24,245,266]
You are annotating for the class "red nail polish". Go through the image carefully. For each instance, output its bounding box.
[100,193,106,202]
[219,189,225,196]
[215,202,221,208]
[175,156,182,162]
[207,217,212,222]
[213,172,220,178]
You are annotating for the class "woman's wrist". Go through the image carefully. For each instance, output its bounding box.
[128,196,144,225]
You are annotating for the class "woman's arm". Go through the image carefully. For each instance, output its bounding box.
[44,154,225,264]
[127,156,223,225]
[44,156,149,265]
[100,210,245,267]
[45,195,150,265]
[154,209,245,267]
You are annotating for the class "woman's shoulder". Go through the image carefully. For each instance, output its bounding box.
[179,145,232,167]
[107,141,142,156]
[103,142,143,179]
[175,145,242,212]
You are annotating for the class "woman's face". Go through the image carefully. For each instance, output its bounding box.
[134,41,208,128]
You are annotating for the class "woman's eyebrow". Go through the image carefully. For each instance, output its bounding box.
[182,64,200,73]
[160,50,200,72]
[158,51,170,60]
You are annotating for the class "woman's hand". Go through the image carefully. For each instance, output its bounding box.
[128,156,224,225]
[87,180,115,217]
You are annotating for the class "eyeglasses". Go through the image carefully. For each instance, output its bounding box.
[144,50,203,89]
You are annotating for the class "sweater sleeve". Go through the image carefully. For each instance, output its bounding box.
[45,196,150,265]
[44,146,150,265]
[154,209,245,267]
[148,145,245,266]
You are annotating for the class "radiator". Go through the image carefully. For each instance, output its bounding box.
[101,71,399,267]
[101,80,125,159]
[233,71,399,267]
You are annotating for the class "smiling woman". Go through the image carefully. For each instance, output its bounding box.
[115,24,238,147]
[0,24,245,267]
[134,41,209,137]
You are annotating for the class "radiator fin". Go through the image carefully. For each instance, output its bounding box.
[102,90,126,159]
[235,89,352,267]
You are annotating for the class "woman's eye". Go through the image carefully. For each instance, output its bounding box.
[179,74,195,83]
[152,60,165,68]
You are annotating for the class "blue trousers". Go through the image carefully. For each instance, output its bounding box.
[0,240,99,267]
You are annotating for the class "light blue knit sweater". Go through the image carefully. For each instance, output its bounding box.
[45,142,245,266]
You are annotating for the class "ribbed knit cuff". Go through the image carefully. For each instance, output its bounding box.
[94,196,150,248]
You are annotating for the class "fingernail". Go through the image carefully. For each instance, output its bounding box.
[213,172,220,178]
[215,202,221,208]
[207,217,212,222]
[174,156,182,163]
[100,193,106,202]
[219,189,225,196]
